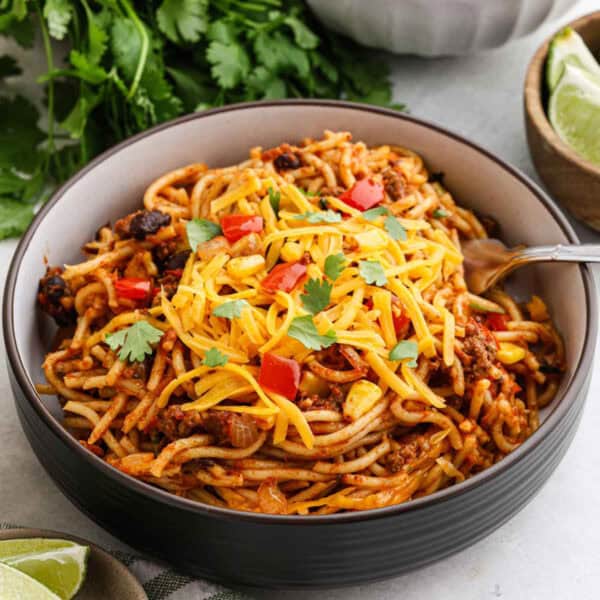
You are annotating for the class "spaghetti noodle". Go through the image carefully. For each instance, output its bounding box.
[36,131,564,514]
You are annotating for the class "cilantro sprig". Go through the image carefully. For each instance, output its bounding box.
[288,315,337,350]
[384,216,407,241]
[389,340,419,367]
[301,278,332,315]
[362,206,390,221]
[359,260,387,286]
[212,299,249,319]
[324,253,347,281]
[186,218,222,251]
[105,321,164,363]
[0,1,402,240]
[203,347,229,367]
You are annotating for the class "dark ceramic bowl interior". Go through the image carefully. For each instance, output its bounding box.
[4,101,596,588]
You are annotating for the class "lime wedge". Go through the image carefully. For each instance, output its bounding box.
[0,562,62,599]
[548,64,600,166]
[0,539,89,600]
[546,27,600,92]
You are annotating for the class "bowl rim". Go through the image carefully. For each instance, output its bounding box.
[524,10,600,178]
[3,99,597,525]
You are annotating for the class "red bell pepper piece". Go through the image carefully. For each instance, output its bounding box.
[258,353,301,400]
[115,278,151,300]
[261,262,307,293]
[339,179,384,211]
[485,313,509,331]
[220,215,264,243]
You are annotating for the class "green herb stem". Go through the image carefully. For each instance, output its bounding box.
[119,0,149,100]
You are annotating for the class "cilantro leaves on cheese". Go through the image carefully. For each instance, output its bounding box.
[212,299,249,319]
[203,347,229,367]
[359,260,387,286]
[287,315,337,350]
[301,278,332,315]
[186,218,222,251]
[389,340,419,367]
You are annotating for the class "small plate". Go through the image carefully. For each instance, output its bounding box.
[0,528,147,600]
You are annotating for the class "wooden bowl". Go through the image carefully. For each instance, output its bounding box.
[525,11,600,230]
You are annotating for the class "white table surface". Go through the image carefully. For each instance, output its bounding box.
[2,2,600,598]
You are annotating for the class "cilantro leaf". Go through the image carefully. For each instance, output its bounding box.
[0,56,21,80]
[206,40,250,89]
[254,31,310,79]
[389,340,419,367]
[362,206,390,221]
[43,0,73,40]
[433,208,449,218]
[324,253,346,281]
[0,95,44,172]
[283,16,319,50]
[203,347,228,367]
[287,315,337,351]
[105,321,164,363]
[384,216,407,241]
[157,0,208,44]
[186,218,222,250]
[0,198,34,240]
[301,278,332,315]
[60,85,102,139]
[268,187,280,216]
[293,210,341,224]
[359,260,387,286]
[212,299,249,320]
[246,66,287,100]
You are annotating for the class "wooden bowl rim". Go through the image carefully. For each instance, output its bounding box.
[524,10,600,178]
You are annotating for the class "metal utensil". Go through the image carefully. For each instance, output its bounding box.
[462,238,600,294]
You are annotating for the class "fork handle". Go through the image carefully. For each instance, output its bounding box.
[516,244,600,265]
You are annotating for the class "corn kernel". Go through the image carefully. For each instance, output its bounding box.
[343,380,383,421]
[526,295,549,322]
[299,372,330,397]
[497,342,526,365]
[354,229,389,252]
[280,242,303,263]
[226,255,265,279]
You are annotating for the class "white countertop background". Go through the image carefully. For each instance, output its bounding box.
[1,1,599,598]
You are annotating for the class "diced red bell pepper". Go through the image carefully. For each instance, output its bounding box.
[261,262,307,293]
[339,179,384,211]
[220,215,264,243]
[258,353,301,400]
[485,313,509,331]
[115,278,151,300]
[392,308,411,336]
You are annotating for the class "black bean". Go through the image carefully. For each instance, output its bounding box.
[163,250,191,271]
[43,276,67,300]
[274,152,302,170]
[129,210,171,239]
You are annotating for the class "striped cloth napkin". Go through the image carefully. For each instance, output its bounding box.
[1,523,252,600]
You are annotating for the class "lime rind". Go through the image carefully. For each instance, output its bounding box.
[548,64,600,166]
[0,538,76,560]
[546,27,600,92]
[0,541,89,600]
[0,562,62,600]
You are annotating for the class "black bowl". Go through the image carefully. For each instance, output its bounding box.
[4,101,596,588]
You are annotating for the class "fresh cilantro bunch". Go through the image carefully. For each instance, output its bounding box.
[0,0,402,240]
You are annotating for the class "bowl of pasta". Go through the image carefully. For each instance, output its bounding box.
[3,100,596,588]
